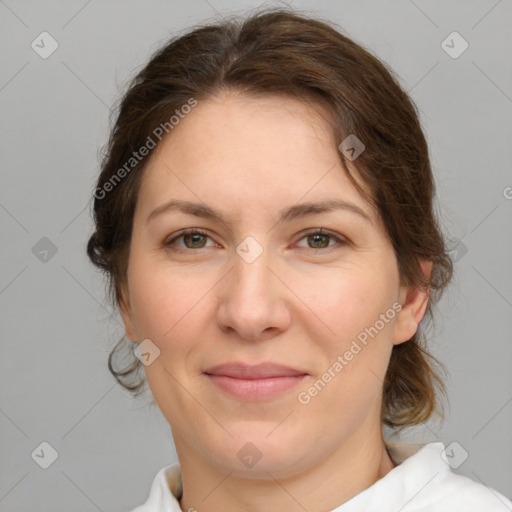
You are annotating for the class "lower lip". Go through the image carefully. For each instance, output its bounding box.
[206,374,307,400]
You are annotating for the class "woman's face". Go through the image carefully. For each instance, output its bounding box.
[120,92,425,478]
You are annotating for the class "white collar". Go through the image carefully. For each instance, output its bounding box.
[133,441,512,511]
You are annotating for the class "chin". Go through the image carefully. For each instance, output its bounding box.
[204,428,315,480]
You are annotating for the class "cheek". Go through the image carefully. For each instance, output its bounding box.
[127,254,214,346]
[127,264,215,412]
[296,270,398,420]
[297,263,398,338]
[295,261,399,401]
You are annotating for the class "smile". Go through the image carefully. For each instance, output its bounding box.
[203,362,308,401]
[206,374,307,400]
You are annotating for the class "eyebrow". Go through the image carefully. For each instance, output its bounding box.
[145,198,371,226]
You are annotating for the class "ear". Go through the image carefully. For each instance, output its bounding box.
[393,260,432,345]
[119,285,137,342]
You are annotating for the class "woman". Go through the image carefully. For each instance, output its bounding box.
[87,8,512,511]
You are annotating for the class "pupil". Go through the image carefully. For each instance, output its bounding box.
[186,233,205,248]
[311,234,328,248]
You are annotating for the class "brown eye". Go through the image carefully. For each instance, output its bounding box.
[295,229,347,253]
[182,232,208,248]
[307,233,331,249]
[165,229,215,250]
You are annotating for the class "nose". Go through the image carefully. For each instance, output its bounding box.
[215,245,292,341]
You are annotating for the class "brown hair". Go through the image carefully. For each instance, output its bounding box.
[87,7,453,430]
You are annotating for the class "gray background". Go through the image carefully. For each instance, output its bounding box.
[1,0,511,510]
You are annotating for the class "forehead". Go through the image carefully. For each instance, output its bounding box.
[136,92,375,221]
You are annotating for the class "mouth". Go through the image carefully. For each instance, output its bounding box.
[203,362,308,401]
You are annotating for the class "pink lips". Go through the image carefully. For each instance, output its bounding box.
[204,362,308,401]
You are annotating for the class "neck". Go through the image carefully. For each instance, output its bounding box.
[176,425,396,512]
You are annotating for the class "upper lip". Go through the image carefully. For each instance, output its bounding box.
[204,362,308,379]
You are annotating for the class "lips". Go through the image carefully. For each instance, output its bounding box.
[204,362,308,401]
[204,362,307,379]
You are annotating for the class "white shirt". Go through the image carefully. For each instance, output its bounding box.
[130,441,512,511]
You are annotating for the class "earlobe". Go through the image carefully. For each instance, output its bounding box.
[393,261,432,345]
[119,288,137,342]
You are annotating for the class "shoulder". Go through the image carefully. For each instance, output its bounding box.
[385,441,512,511]
[427,470,512,511]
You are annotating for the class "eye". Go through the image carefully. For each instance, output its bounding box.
[164,228,217,250]
[295,228,347,253]
[163,227,347,253]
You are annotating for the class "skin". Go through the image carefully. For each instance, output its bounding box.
[120,91,430,512]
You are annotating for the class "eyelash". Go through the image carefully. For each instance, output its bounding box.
[163,228,348,254]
